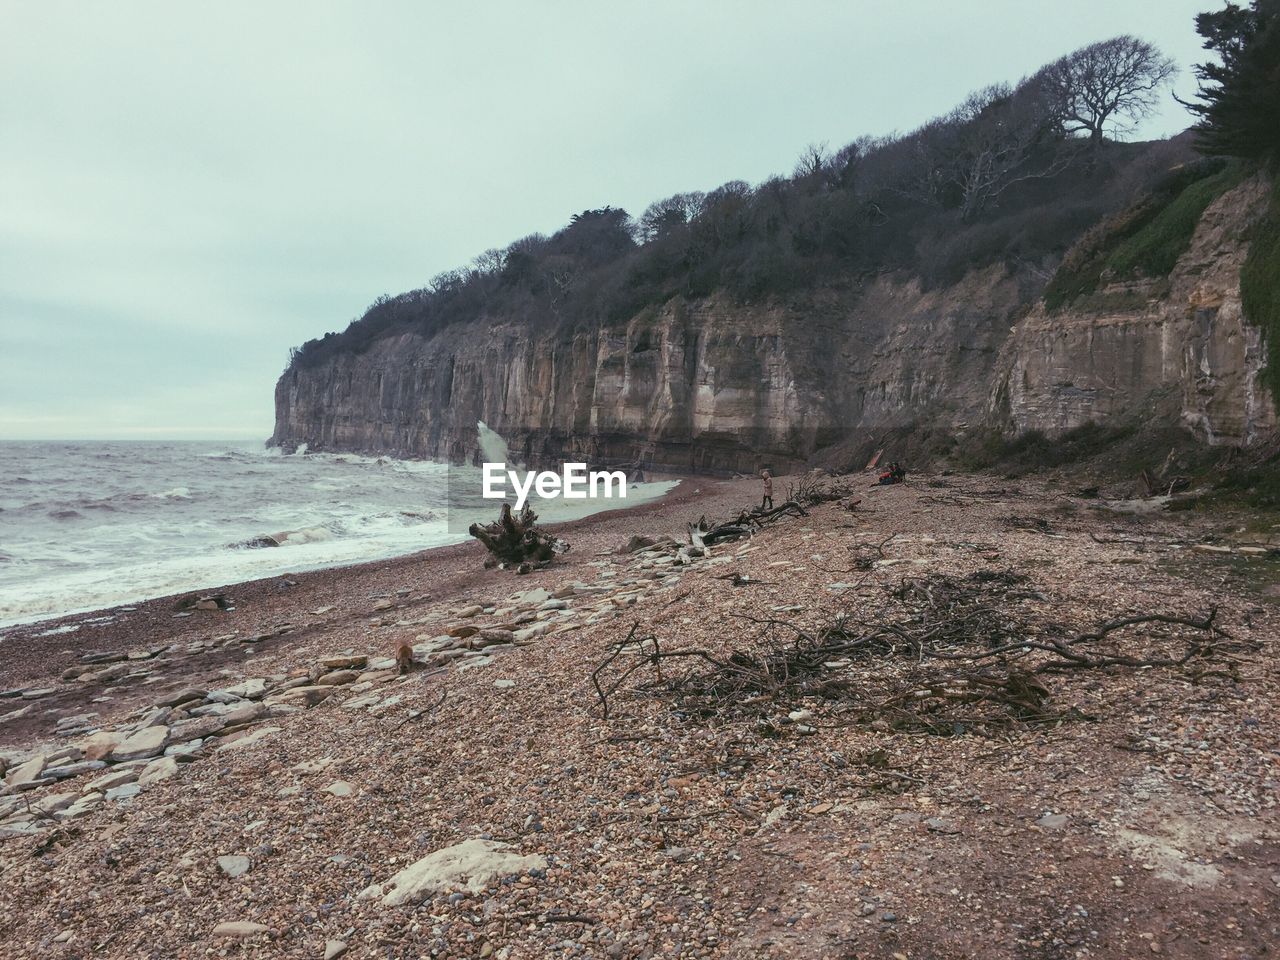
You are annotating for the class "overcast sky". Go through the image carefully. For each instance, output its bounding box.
[0,0,1214,441]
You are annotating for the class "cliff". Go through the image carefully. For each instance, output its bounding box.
[271,267,1030,473]
[995,171,1276,446]
[272,175,1275,472]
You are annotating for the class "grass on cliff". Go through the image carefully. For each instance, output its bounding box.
[1044,159,1243,311]
[1241,170,1280,413]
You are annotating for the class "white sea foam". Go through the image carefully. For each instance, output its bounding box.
[0,439,676,627]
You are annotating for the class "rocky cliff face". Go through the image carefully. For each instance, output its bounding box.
[273,177,1275,470]
[994,173,1276,446]
[272,267,1028,473]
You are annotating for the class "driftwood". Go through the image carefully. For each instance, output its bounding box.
[469,502,568,574]
[686,500,808,552]
[591,570,1255,734]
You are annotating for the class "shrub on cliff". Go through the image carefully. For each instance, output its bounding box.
[1042,157,1235,310]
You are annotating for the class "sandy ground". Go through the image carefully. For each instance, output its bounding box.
[0,471,1277,959]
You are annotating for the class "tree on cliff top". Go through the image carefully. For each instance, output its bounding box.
[1036,36,1177,148]
[1187,0,1280,163]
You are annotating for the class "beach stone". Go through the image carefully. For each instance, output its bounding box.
[324,940,349,960]
[157,687,206,708]
[292,757,335,776]
[4,755,47,788]
[513,587,550,607]
[215,726,282,752]
[265,686,332,709]
[110,725,169,762]
[80,732,121,762]
[321,654,367,670]
[86,769,139,793]
[324,780,355,798]
[619,535,657,554]
[1036,813,1069,830]
[45,760,106,780]
[221,702,268,726]
[105,783,142,801]
[45,746,83,765]
[474,629,515,648]
[218,855,252,878]
[455,604,483,618]
[169,715,227,741]
[211,921,269,939]
[513,623,551,644]
[538,599,568,611]
[139,756,179,785]
[223,678,268,699]
[57,792,103,820]
[31,792,77,816]
[375,838,548,905]
[87,663,132,683]
[21,687,56,699]
[317,670,360,686]
[164,739,204,761]
[133,706,173,729]
[80,651,127,665]
[367,657,397,671]
[186,702,238,717]
[446,624,479,639]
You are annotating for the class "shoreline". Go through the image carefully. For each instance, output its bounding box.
[0,472,704,635]
[0,473,730,709]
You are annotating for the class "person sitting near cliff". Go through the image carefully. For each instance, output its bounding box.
[761,470,774,510]
[877,461,906,485]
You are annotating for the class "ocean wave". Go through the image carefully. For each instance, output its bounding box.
[229,524,339,550]
[49,508,84,521]
[152,486,192,500]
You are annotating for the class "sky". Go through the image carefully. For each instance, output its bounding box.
[0,0,1217,441]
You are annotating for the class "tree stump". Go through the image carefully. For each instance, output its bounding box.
[468,502,568,574]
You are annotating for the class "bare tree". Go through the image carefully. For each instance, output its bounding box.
[793,141,831,180]
[471,247,505,276]
[1038,36,1177,147]
[892,80,1070,220]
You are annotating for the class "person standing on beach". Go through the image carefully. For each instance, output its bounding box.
[761,470,773,510]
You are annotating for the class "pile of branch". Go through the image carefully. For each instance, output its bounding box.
[468,502,568,574]
[592,571,1254,735]
[786,472,859,506]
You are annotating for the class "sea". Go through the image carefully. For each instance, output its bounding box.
[0,439,676,628]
